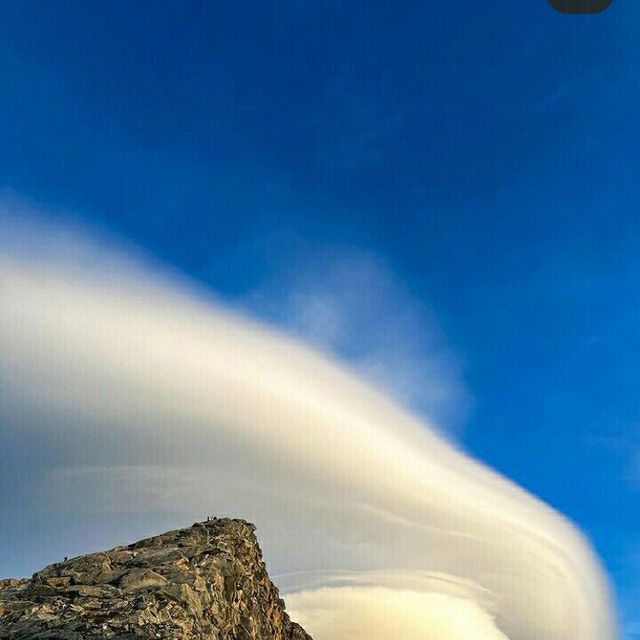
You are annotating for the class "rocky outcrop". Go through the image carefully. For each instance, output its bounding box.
[0,518,312,640]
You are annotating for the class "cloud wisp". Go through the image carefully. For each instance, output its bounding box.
[0,206,616,640]
[234,242,472,435]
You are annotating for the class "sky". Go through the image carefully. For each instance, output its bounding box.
[0,1,638,638]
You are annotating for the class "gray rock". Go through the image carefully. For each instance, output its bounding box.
[0,518,312,640]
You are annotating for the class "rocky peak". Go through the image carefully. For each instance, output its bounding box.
[0,518,312,640]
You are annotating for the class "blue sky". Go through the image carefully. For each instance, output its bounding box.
[0,0,638,635]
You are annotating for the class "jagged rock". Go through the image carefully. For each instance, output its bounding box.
[0,519,312,640]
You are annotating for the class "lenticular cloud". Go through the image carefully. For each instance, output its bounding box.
[0,208,616,640]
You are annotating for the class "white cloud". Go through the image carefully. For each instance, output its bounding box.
[0,201,616,640]
[235,245,472,434]
[286,586,509,640]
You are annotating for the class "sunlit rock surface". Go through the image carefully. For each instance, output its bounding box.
[0,519,311,640]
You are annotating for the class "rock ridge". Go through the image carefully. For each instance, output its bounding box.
[0,518,312,640]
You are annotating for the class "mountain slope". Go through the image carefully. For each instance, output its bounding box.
[0,518,312,640]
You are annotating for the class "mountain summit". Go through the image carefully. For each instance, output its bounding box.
[0,518,312,640]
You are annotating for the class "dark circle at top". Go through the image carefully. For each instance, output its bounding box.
[548,0,613,13]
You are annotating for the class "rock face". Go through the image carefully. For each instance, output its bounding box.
[0,519,312,640]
